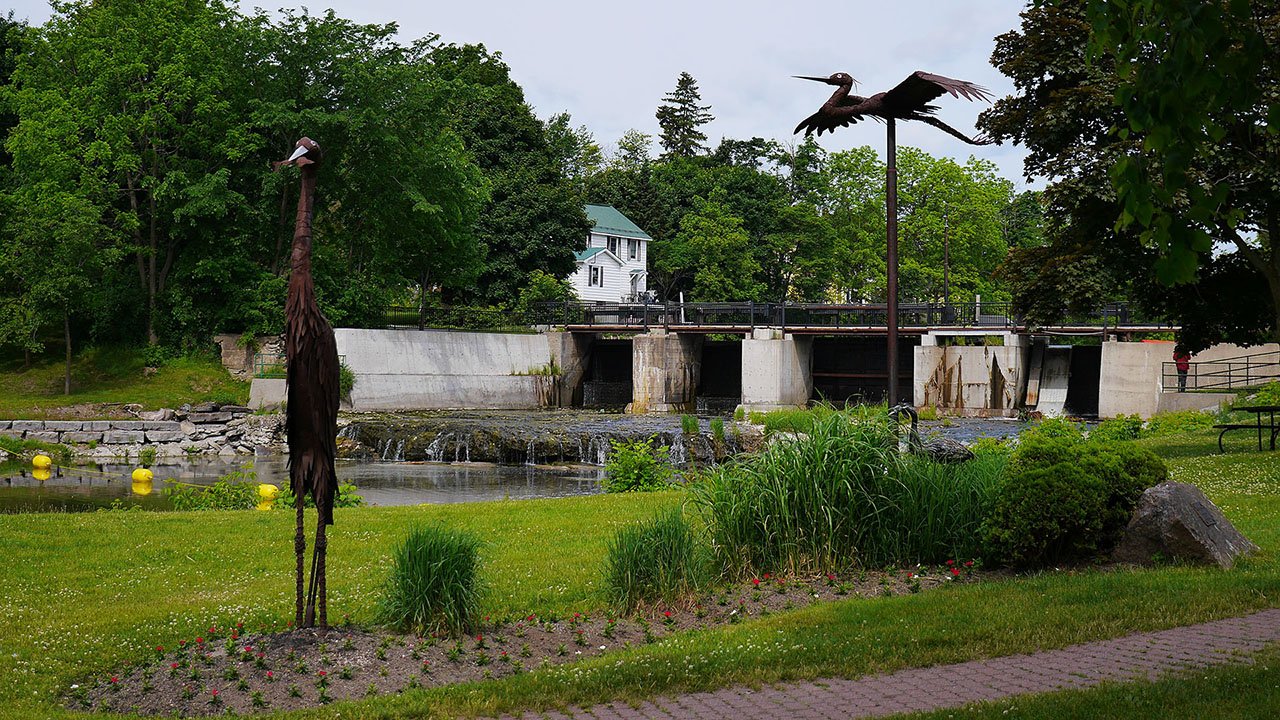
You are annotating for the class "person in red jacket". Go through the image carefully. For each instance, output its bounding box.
[1173,345,1191,392]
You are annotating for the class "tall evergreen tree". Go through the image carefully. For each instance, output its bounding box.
[655,72,713,159]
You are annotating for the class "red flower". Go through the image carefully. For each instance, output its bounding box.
[178,640,186,647]
[763,573,771,580]
[243,646,253,653]
[663,611,672,618]
[170,663,180,670]
[827,574,836,581]
[195,637,204,644]
[236,622,243,629]
[752,578,760,587]
[527,614,536,621]
[318,670,327,677]
[266,671,274,679]
[946,559,955,566]
[211,689,219,697]
[110,676,118,684]
[155,645,163,652]
[950,568,960,576]
[964,561,974,568]
[907,572,914,578]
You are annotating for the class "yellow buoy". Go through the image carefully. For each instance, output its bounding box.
[32,454,52,470]
[131,468,154,483]
[33,468,52,482]
[257,483,280,501]
[131,479,154,496]
[255,500,275,511]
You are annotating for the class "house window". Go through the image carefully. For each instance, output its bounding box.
[607,237,619,256]
[589,266,603,287]
[628,239,639,260]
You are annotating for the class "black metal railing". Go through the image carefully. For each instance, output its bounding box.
[1161,350,1280,392]
[380,301,1170,333]
[253,353,347,379]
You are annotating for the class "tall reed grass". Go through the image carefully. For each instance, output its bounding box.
[377,524,482,635]
[689,409,1005,574]
[604,508,708,611]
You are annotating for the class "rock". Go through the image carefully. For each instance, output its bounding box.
[220,405,253,414]
[123,403,144,416]
[139,408,176,422]
[190,402,218,413]
[103,431,146,444]
[189,412,233,424]
[1113,482,1259,569]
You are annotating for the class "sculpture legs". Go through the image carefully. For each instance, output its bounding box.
[294,494,306,628]
[316,520,328,627]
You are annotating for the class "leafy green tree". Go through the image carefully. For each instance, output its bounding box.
[1084,0,1280,341]
[544,111,603,201]
[981,0,1278,344]
[655,72,713,159]
[655,195,763,302]
[430,43,589,305]
[759,203,838,301]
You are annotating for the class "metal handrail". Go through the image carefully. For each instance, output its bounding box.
[1161,350,1280,392]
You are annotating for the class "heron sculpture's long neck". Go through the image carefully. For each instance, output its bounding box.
[827,80,853,105]
[287,165,318,314]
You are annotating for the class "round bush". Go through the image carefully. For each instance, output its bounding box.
[603,437,673,492]
[983,462,1107,567]
[377,524,482,635]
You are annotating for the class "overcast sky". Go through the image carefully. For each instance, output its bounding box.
[8,0,1037,188]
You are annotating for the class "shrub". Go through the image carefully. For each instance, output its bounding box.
[604,508,707,611]
[603,437,673,492]
[969,436,1013,457]
[680,414,698,435]
[983,436,1167,567]
[1090,414,1143,442]
[1021,416,1087,443]
[378,524,482,635]
[165,478,258,511]
[277,481,365,509]
[1143,410,1216,437]
[338,362,356,401]
[983,461,1107,567]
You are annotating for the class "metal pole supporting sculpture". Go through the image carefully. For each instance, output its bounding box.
[794,71,992,405]
[275,137,339,628]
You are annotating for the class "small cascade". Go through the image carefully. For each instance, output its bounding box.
[585,435,610,466]
[336,424,359,441]
[667,431,688,467]
[454,435,470,463]
[691,433,715,465]
[424,432,450,463]
[525,439,537,466]
[380,438,405,462]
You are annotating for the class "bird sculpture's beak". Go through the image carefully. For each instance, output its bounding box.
[272,143,312,171]
[793,75,831,83]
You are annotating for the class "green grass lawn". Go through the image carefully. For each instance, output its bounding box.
[0,346,248,419]
[0,431,1275,719]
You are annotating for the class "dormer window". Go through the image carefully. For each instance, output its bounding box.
[607,237,619,256]
[628,238,639,260]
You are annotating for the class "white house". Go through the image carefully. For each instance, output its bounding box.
[570,204,652,303]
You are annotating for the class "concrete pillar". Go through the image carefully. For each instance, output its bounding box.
[913,332,1030,417]
[739,328,812,412]
[629,331,703,413]
[547,331,593,407]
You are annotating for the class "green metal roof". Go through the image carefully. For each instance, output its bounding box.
[574,246,607,262]
[585,204,652,241]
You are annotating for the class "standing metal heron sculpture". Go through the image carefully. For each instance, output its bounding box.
[889,403,975,464]
[794,71,993,406]
[275,137,339,629]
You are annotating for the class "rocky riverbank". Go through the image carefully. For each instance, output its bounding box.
[0,403,284,460]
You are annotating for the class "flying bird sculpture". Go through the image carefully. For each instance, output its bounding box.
[276,137,339,629]
[794,70,994,405]
[793,71,994,144]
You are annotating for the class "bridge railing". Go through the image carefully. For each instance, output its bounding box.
[382,301,1168,332]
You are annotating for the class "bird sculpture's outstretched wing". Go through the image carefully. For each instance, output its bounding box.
[881,71,993,113]
[794,107,866,137]
[917,116,995,146]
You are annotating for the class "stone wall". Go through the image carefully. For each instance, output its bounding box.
[0,404,284,460]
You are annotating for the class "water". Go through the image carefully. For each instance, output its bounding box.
[0,455,604,514]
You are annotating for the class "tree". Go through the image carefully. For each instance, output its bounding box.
[977,1,1280,345]
[544,112,603,201]
[655,72,713,159]
[1084,0,1280,341]
[655,195,762,302]
[430,44,589,304]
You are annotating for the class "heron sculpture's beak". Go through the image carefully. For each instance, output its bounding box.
[273,143,313,171]
[793,75,832,83]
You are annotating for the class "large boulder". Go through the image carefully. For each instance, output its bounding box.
[1113,482,1258,569]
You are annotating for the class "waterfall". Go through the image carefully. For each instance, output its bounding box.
[585,435,610,466]
[424,432,449,463]
[667,432,688,467]
[380,438,404,462]
[454,435,470,463]
[525,439,537,466]
[337,424,359,441]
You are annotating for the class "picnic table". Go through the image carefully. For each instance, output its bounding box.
[1214,405,1280,453]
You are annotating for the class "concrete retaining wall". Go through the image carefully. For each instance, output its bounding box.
[334,328,559,411]
[1099,341,1278,418]
[0,408,282,459]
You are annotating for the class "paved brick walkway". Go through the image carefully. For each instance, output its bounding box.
[497,608,1280,720]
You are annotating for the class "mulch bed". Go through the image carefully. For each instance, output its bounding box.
[76,564,981,716]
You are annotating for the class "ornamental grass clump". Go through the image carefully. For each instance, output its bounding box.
[605,508,709,611]
[378,524,482,635]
